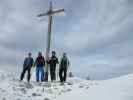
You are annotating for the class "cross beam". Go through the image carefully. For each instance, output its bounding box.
[38,1,65,81]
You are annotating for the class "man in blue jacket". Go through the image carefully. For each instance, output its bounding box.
[20,52,34,82]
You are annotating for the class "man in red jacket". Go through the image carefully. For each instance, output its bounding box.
[34,52,45,82]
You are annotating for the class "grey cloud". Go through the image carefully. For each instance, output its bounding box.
[0,0,133,79]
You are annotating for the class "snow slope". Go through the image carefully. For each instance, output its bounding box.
[0,69,133,100]
[56,74,133,100]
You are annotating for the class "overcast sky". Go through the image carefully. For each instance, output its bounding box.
[0,0,133,79]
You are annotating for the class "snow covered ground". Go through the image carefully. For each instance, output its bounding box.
[0,69,133,100]
[56,74,133,100]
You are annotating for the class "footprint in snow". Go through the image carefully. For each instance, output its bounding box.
[42,82,51,88]
[2,97,6,100]
[32,93,42,96]
[45,88,53,94]
[61,88,72,93]
[19,82,34,89]
[20,88,27,94]
[44,97,50,100]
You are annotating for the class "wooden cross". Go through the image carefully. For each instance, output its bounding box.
[37,1,65,81]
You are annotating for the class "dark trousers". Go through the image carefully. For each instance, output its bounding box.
[50,66,56,81]
[20,66,31,82]
[59,68,67,82]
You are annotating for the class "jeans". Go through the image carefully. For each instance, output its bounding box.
[36,66,44,82]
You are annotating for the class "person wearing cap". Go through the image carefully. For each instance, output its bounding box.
[48,51,59,81]
[20,52,34,82]
[34,52,45,82]
[59,53,70,82]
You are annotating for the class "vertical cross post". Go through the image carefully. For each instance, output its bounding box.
[45,1,53,81]
[37,1,65,81]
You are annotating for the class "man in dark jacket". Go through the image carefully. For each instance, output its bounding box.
[34,52,45,82]
[59,53,69,82]
[20,52,34,82]
[48,51,59,81]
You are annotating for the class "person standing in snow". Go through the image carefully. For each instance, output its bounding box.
[59,53,70,82]
[20,52,34,82]
[48,51,59,82]
[34,52,45,82]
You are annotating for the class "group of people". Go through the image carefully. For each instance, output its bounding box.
[20,51,70,83]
